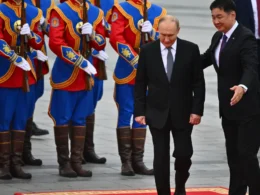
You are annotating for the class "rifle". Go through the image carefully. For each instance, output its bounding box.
[82,0,93,90]
[35,0,40,8]
[142,0,149,44]
[35,0,43,80]
[20,0,30,92]
[95,0,107,80]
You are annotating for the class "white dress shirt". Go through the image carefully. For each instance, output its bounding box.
[251,0,259,39]
[160,41,177,73]
[214,21,247,92]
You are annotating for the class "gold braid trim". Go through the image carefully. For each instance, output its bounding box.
[93,9,104,29]
[53,5,80,52]
[0,64,16,84]
[46,0,56,20]
[30,8,42,30]
[113,69,136,84]
[50,67,80,89]
[153,7,167,29]
[0,11,17,46]
[48,89,57,126]
[114,4,141,49]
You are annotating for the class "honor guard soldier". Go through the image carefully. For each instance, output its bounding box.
[109,0,167,176]
[0,0,44,179]
[21,0,54,167]
[81,0,116,165]
[48,0,106,178]
[24,0,54,136]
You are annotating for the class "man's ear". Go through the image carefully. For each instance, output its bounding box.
[177,27,180,34]
[231,11,236,19]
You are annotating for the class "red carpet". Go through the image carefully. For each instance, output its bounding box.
[14,187,230,195]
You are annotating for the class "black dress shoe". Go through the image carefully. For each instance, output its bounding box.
[174,192,186,195]
[174,187,186,195]
[31,122,49,136]
[84,151,107,164]
[23,152,42,166]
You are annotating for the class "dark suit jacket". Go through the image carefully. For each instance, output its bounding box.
[201,24,260,120]
[134,38,205,129]
[235,0,255,34]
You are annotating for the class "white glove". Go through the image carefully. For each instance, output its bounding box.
[95,50,109,61]
[81,22,93,35]
[20,23,31,36]
[141,21,153,33]
[36,50,48,62]
[81,59,97,75]
[40,16,45,26]
[14,57,31,71]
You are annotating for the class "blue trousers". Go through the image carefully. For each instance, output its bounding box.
[0,86,35,132]
[49,89,94,126]
[92,77,103,110]
[27,84,36,119]
[35,77,44,102]
[114,84,146,129]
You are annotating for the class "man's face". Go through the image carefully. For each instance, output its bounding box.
[159,22,179,48]
[211,8,236,33]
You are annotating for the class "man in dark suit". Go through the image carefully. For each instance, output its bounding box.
[234,0,260,79]
[201,0,260,194]
[134,15,205,195]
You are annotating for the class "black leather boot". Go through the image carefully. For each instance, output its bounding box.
[23,118,42,166]
[31,121,49,136]
[0,132,12,180]
[83,114,106,164]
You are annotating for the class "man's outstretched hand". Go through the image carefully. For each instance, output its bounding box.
[135,116,146,125]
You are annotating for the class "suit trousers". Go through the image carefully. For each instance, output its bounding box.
[149,114,193,195]
[221,114,260,195]
[256,40,260,81]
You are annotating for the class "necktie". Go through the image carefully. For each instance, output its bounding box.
[220,34,228,52]
[219,34,227,62]
[166,47,174,81]
[257,0,260,36]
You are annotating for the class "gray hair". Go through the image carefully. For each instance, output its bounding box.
[158,15,180,29]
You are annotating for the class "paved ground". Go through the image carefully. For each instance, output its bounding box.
[1,0,257,194]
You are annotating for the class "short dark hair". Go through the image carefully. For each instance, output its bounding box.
[210,0,236,13]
